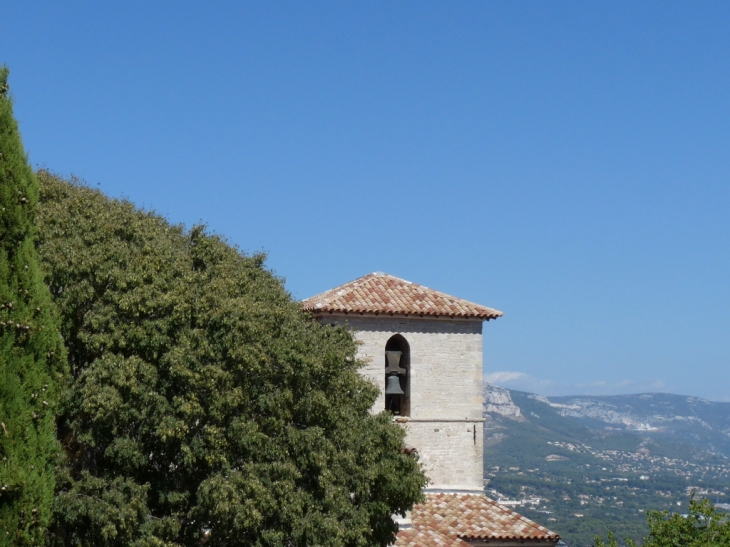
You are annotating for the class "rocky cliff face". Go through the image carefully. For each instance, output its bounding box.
[548,393,729,433]
[483,384,524,420]
[484,387,730,458]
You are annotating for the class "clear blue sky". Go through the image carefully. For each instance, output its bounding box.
[2,2,729,400]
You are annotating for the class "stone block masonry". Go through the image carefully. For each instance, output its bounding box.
[401,421,484,492]
[318,314,485,492]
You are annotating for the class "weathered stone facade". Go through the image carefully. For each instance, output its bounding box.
[318,314,485,492]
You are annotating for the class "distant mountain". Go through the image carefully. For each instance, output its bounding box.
[482,385,730,547]
[484,385,730,459]
[547,392,730,458]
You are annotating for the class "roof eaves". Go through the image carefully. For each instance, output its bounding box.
[459,532,561,540]
[305,307,501,320]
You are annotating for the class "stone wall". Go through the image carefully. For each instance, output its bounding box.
[402,421,484,491]
[318,314,485,491]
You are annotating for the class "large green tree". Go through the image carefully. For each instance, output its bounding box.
[36,171,427,547]
[0,68,67,546]
[594,497,730,547]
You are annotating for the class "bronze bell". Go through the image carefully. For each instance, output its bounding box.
[385,374,404,395]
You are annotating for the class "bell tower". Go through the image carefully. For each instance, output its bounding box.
[302,272,502,493]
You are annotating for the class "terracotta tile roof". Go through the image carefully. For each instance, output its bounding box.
[396,493,560,546]
[301,273,502,320]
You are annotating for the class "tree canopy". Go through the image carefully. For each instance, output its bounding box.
[594,497,730,547]
[35,171,427,547]
[0,68,68,546]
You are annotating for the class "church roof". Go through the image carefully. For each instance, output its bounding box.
[301,272,502,320]
[396,493,560,546]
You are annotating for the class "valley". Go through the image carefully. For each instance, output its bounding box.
[483,386,730,546]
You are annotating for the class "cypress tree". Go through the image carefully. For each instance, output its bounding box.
[0,67,67,546]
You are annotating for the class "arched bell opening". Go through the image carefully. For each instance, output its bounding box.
[384,334,410,416]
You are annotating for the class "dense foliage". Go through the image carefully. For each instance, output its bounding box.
[0,68,68,546]
[594,497,730,547]
[35,171,426,547]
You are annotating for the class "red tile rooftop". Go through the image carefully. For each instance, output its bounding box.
[302,273,502,320]
[396,493,560,547]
